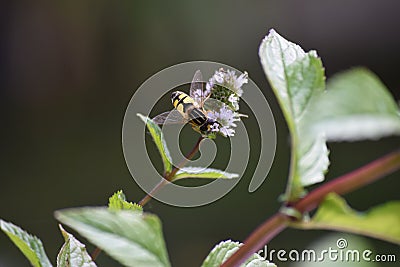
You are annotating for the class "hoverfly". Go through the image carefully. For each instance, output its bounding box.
[152,70,219,137]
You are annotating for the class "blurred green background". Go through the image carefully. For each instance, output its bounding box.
[1,1,399,266]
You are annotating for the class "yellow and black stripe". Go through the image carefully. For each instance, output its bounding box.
[171,91,193,113]
[171,91,207,127]
[189,108,207,126]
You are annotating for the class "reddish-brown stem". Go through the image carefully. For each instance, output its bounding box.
[295,149,400,213]
[138,179,169,207]
[221,149,400,267]
[91,247,102,261]
[138,136,204,206]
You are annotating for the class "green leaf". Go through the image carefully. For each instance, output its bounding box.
[108,190,143,212]
[292,193,400,244]
[0,219,52,267]
[201,240,276,267]
[172,167,239,181]
[259,29,329,200]
[308,68,400,141]
[138,113,173,174]
[259,30,400,201]
[57,225,96,267]
[55,207,170,267]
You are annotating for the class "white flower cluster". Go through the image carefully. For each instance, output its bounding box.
[206,69,248,137]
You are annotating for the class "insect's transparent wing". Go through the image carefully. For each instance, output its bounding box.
[203,97,225,113]
[189,70,208,107]
[204,98,248,120]
[152,110,187,125]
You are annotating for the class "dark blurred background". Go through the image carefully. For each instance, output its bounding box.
[1,1,399,266]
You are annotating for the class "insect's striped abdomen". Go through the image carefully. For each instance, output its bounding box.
[188,108,207,126]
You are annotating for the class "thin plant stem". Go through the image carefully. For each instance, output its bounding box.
[221,149,400,267]
[138,136,204,206]
[138,179,168,207]
[91,247,102,262]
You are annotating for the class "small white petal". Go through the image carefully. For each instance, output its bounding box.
[228,94,238,104]
[220,126,235,137]
[214,72,224,83]
[211,123,220,132]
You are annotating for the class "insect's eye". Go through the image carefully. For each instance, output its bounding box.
[171,92,178,100]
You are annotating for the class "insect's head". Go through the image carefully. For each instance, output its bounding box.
[170,91,178,100]
[170,91,184,102]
